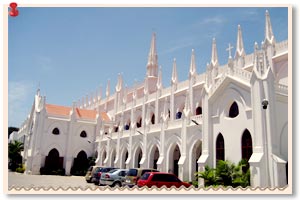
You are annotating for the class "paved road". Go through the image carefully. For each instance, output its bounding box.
[8,172,99,190]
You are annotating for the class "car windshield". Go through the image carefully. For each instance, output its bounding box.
[127,169,138,176]
[108,169,118,174]
[140,173,150,180]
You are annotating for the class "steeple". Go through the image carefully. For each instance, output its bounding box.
[264,10,275,46]
[211,38,219,67]
[115,73,123,92]
[171,58,178,85]
[146,32,158,77]
[189,49,196,78]
[235,25,246,58]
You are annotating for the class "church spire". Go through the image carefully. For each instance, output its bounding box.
[264,10,275,46]
[211,38,219,67]
[189,49,196,78]
[171,58,178,85]
[235,25,246,58]
[146,32,158,77]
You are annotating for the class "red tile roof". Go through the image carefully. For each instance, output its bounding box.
[45,104,71,117]
[45,104,110,121]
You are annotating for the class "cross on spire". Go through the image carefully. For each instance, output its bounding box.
[226,43,234,59]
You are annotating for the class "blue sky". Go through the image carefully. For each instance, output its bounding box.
[8,7,288,127]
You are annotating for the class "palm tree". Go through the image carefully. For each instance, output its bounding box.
[8,141,24,171]
[196,165,217,187]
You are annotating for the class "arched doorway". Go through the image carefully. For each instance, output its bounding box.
[191,140,202,180]
[121,149,128,169]
[111,149,116,167]
[149,145,159,169]
[216,133,225,166]
[170,144,181,176]
[134,146,142,168]
[71,150,88,176]
[43,148,64,175]
[241,129,253,172]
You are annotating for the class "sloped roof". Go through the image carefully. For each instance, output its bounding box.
[45,104,110,121]
[45,104,71,117]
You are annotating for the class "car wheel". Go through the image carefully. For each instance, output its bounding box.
[113,182,121,187]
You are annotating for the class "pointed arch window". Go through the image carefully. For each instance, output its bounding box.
[176,111,182,119]
[136,117,142,128]
[52,128,60,135]
[151,114,155,124]
[124,121,130,130]
[216,133,225,164]
[196,107,202,115]
[229,101,239,118]
[80,131,87,138]
[241,129,253,161]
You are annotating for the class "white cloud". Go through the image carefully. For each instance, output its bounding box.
[196,16,226,25]
[8,81,34,127]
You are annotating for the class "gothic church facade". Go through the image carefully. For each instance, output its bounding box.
[15,10,289,188]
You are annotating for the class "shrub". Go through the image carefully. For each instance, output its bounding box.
[16,164,25,173]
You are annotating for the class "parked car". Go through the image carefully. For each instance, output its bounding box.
[123,168,159,187]
[92,167,119,185]
[137,172,192,188]
[85,165,102,183]
[99,169,128,187]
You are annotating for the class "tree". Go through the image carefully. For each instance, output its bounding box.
[196,165,218,186]
[8,141,24,171]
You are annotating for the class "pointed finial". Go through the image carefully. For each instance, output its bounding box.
[235,25,245,58]
[157,66,162,90]
[115,73,123,92]
[123,84,128,104]
[144,77,149,95]
[265,10,275,46]
[189,49,196,78]
[106,79,110,97]
[171,58,178,85]
[211,38,219,67]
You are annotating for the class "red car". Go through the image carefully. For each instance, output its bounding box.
[137,172,192,188]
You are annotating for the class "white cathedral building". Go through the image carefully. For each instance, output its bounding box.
[14,10,289,188]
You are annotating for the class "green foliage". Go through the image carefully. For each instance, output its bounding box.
[196,165,218,186]
[40,167,65,176]
[16,164,25,173]
[196,159,250,188]
[8,141,24,171]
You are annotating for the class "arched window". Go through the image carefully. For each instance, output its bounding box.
[216,133,225,164]
[52,128,60,135]
[151,114,155,124]
[114,126,119,132]
[196,107,202,115]
[229,101,239,118]
[124,121,130,130]
[136,117,142,128]
[80,131,87,138]
[176,111,182,119]
[241,129,253,161]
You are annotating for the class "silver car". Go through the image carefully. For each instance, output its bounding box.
[100,169,128,187]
